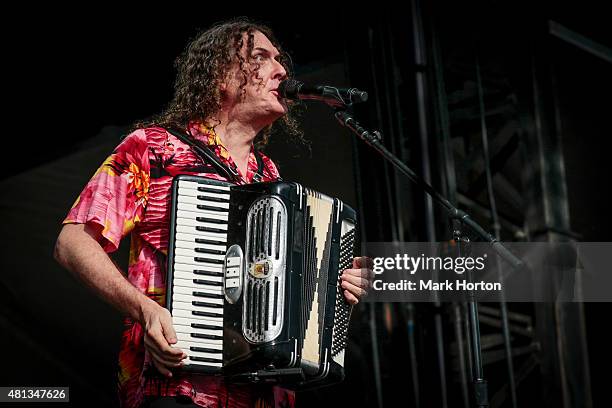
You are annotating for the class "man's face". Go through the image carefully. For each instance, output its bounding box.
[222,31,288,125]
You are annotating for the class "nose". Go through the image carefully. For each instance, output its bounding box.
[272,58,287,81]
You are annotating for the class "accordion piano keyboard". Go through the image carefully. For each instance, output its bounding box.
[170,179,231,369]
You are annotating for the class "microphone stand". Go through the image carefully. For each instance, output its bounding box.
[333,108,523,408]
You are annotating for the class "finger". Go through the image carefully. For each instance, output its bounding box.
[341,272,371,290]
[159,312,178,345]
[145,338,185,364]
[144,325,185,359]
[343,289,359,305]
[152,358,173,378]
[147,345,185,367]
[341,279,368,299]
[353,256,374,269]
[342,267,374,281]
[144,335,186,363]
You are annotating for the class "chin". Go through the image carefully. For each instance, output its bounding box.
[270,104,289,118]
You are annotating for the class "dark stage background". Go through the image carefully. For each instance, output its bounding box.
[2,3,611,408]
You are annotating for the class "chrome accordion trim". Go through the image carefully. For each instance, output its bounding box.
[242,196,288,343]
[223,244,244,304]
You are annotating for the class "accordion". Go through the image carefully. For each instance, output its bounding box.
[165,175,357,386]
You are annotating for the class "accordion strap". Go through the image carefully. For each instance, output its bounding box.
[166,127,267,183]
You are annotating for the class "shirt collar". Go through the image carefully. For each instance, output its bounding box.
[187,121,259,184]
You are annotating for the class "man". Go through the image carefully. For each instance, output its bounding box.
[54,18,372,408]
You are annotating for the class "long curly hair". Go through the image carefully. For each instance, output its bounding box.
[136,17,303,149]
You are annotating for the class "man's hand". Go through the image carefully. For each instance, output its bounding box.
[341,256,374,305]
[140,300,187,378]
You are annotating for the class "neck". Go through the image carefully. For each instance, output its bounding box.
[207,109,267,178]
[215,121,256,161]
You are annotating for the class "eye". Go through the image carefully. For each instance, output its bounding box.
[252,54,265,63]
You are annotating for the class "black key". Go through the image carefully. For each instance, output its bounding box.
[194,247,225,255]
[193,278,223,286]
[196,216,228,225]
[190,346,222,353]
[196,204,227,212]
[195,226,227,234]
[192,300,223,308]
[195,238,226,245]
[197,195,229,203]
[190,356,223,363]
[191,323,222,331]
[193,269,224,277]
[197,186,229,194]
[193,291,224,299]
[194,257,224,265]
[192,310,223,318]
[191,333,223,340]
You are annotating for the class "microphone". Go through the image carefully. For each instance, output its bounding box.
[278,79,368,107]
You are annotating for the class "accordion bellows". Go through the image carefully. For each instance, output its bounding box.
[166,175,357,387]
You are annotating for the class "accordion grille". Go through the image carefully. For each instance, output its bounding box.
[243,196,287,343]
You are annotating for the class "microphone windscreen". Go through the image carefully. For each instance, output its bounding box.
[278,79,302,99]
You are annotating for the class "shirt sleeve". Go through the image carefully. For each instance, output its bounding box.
[63,129,150,252]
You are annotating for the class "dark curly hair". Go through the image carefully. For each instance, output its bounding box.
[136,17,303,149]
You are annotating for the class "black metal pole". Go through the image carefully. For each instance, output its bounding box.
[454,221,488,408]
[334,109,523,269]
[332,108,527,408]
[473,53,518,408]
[411,1,448,406]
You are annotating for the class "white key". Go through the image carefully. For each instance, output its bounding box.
[173,263,222,275]
[177,195,230,209]
[171,277,223,291]
[174,240,226,253]
[174,247,225,262]
[173,255,225,268]
[172,285,223,297]
[172,301,222,317]
[174,338,223,351]
[176,204,229,221]
[174,325,222,339]
[176,331,223,347]
[178,188,230,201]
[178,180,231,191]
[173,271,223,284]
[171,308,223,324]
[176,218,228,231]
[174,252,224,268]
[173,316,223,329]
[175,225,227,242]
[174,232,228,247]
[172,293,224,305]
[178,181,230,192]
[175,342,223,360]
[176,209,229,224]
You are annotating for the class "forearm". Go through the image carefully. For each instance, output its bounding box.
[54,223,156,323]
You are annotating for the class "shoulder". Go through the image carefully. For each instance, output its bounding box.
[118,127,169,146]
[114,127,176,156]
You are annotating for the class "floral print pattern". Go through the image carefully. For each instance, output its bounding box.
[63,125,290,408]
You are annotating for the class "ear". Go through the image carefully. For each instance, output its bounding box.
[219,79,228,92]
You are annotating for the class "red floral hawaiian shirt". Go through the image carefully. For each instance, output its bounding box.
[63,123,294,408]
